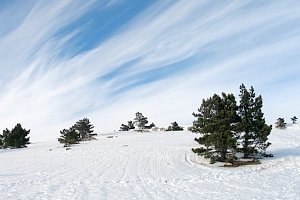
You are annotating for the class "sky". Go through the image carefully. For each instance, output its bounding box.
[0,0,300,141]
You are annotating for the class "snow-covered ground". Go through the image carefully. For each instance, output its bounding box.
[1,128,300,199]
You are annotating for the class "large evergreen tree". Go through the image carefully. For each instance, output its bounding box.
[237,84,272,158]
[133,112,148,132]
[166,121,184,131]
[2,124,30,148]
[74,118,94,139]
[58,128,80,147]
[192,93,239,163]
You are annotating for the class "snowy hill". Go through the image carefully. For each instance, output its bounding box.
[1,128,300,199]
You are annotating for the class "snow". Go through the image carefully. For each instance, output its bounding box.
[1,128,300,199]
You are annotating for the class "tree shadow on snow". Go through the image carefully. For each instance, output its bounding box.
[268,147,300,159]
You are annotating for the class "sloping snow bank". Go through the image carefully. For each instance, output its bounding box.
[0,129,299,199]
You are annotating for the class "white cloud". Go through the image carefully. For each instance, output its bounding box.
[0,0,299,141]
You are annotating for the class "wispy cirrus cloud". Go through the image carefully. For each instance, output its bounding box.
[0,0,299,141]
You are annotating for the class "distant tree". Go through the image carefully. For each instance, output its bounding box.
[2,129,9,147]
[2,124,30,148]
[119,120,136,131]
[119,124,129,131]
[150,122,155,128]
[74,118,94,139]
[58,127,80,147]
[166,121,184,131]
[133,112,149,132]
[145,122,155,129]
[275,118,286,129]
[0,133,3,147]
[291,116,298,124]
[192,93,239,163]
[128,121,135,130]
[237,84,272,158]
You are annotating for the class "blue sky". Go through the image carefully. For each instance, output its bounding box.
[0,0,300,141]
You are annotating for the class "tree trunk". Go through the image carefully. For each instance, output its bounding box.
[220,148,227,162]
[243,132,250,158]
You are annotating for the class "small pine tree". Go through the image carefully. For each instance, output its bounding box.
[128,121,135,130]
[166,121,184,131]
[120,124,129,131]
[120,120,136,131]
[133,112,149,132]
[237,84,272,158]
[149,122,155,128]
[145,122,155,129]
[275,118,286,129]
[291,116,298,124]
[192,93,239,163]
[74,118,94,139]
[2,124,30,148]
[2,129,10,147]
[58,128,80,147]
[0,133,3,147]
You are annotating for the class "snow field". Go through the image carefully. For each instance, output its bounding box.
[0,129,300,199]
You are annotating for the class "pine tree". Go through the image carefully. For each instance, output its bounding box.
[237,84,272,158]
[128,121,135,130]
[166,121,184,131]
[133,112,148,132]
[291,116,298,124]
[149,122,155,129]
[58,128,80,147]
[74,118,94,139]
[120,124,129,131]
[2,124,30,148]
[192,93,239,163]
[275,118,286,129]
[2,128,10,147]
[120,120,136,131]
[0,133,3,147]
[145,122,155,129]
